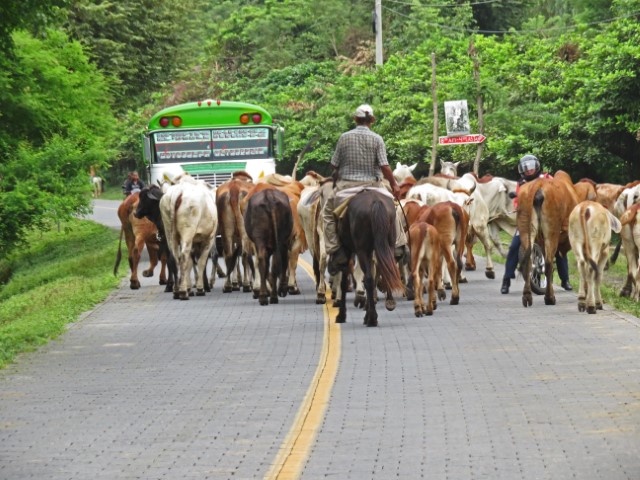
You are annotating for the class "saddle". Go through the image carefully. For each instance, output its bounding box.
[334,186,394,219]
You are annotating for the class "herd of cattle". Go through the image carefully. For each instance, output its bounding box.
[112,160,640,325]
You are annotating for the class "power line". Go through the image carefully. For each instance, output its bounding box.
[382,4,640,35]
[385,0,506,8]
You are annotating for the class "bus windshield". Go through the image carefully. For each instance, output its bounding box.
[153,127,271,163]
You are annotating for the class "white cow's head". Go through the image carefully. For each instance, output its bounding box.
[393,162,418,183]
[440,160,460,177]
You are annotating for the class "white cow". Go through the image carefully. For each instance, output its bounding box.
[160,175,218,300]
[569,201,622,312]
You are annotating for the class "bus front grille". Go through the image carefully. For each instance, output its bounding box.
[194,172,234,187]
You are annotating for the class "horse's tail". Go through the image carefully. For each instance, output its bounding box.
[114,227,124,275]
[372,199,405,296]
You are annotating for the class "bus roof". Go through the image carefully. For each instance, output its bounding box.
[147,100,274,130]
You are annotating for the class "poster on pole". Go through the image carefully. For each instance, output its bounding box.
[444,100,470,137]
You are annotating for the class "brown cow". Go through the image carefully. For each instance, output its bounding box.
[517,170,579,307]
[416,201,468,305]
[244,188,294,305]
[216,171,254,293]
[619,204,640,300]
[408,221,441,316]
[569,201,622,313]
[114,192,166,289]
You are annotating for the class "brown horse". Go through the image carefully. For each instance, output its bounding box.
[335,190,405,327]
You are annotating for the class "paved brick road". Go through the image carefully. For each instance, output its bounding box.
[1,245,639,479]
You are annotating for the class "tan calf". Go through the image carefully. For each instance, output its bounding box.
[569,201,622,313]
[619,204,640,300]
[409,222,441,316]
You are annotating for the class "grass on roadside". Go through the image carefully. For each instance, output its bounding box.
[0,219,125,369]
[476,233,640,318]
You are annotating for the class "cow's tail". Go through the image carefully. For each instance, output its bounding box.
[372,200,404,296]
[114,227,124,275]
[580,204,599,279]
[228,190,244,273]
[451,207,464,273]
[608,238,622,265]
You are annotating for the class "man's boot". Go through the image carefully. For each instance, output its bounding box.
[561,280,573,291]
[501,277,510,294]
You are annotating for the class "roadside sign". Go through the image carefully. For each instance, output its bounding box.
[438,134,486,145]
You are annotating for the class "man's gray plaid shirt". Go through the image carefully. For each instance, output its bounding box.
[331,126,389,182]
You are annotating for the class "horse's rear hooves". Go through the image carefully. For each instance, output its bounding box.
[485,270,495,279]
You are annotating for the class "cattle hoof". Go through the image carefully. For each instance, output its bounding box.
[587,306,597,314]
[159,278,167,285]
[444,282,452,290]
[278,287,288,298]
[270,296,279,304]
[385,298,396,311]
[164,285,173,293]
[223,285,233,293]
[366,317,378,327]
[449,296,459,306]
[465,264,476,271]
[596,303,603,310]
[335,314,346,323]
[354,293,366,309]
[544,295,556,305]
[232,284,240,291]
[189,290,195,297]
[316,296,326,305]
[459,277,468,284]
[259,296,269,305]
[179,292,189,301]
[485,270,495,280]
[253,290,259,299]
[130,281,141,290]
[332,300,340,308]
[578,303,586,312]
[142,269,154,278]
[522,294,532,307]
[426,309,433,316]
[196,289,205,296]
[288,286,301,295]
[414,308,423,318]
[619,288,631,297]
[437,289,446,301]
[243,285,252,293]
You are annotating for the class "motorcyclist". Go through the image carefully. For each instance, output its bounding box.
[123,171,145,196]
[500,155,572,294]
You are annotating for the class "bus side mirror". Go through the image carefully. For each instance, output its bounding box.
[142,134,151,165]
[275,126,285,159]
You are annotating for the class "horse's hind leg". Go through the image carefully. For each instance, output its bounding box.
[363,266,378,327]
[335,268,348,323]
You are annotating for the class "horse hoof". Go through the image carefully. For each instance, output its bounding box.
[485,270,495,279]
[544,295,556,305]
[130,281,141,290]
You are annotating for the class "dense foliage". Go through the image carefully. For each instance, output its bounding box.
[1,0,639,257]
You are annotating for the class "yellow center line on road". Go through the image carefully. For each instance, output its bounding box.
[265,257,341,480]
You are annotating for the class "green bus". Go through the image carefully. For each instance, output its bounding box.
[142,99,284,186]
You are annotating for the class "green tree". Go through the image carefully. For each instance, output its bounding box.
[0,29,116,256]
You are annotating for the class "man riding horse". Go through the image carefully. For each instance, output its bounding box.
[323,104,406,275]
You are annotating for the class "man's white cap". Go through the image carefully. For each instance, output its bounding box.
[354,104,374,118]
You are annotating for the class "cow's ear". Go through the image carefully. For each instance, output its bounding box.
[148,187,163,201]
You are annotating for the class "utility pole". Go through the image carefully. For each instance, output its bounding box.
[375,0,383,66]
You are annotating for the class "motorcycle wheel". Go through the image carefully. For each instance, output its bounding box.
[530,243,547,296]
